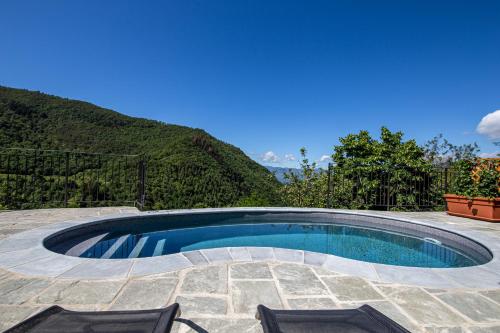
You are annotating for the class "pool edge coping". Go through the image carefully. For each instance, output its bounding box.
[1,207,500,288]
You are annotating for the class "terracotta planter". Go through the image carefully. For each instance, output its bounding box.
[444,194,500,222]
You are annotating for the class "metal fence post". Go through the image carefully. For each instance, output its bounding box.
[5,154,11,207]
[386,172,391,211]
[137,157,146,209]
[444,168,449,192]
[326,163,332,208]
[444,168,449,211]
[64,151,69,207]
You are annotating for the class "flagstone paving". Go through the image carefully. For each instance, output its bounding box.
[1,208,500,332]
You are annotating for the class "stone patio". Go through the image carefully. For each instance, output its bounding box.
[1,208,500,332]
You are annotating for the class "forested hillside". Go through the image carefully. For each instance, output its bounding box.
[0,86,281,209]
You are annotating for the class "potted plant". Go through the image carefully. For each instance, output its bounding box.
[444,159,500,222]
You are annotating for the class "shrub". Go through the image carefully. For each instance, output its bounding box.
[450,159,500,199]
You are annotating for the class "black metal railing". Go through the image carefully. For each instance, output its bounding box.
[325,164,452,210]
[0,148,146,209]
[0,148,453,211]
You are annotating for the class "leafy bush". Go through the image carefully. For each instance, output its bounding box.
[330,127,436,210]
[279,148,329,208]
[450,159,500,199]
[423,134,479,167]
[280,128,446,210]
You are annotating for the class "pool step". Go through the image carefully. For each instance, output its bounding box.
[101,235,130,259]
[66,233,109,257]
[128,236,149,258]
[153,239,166,257]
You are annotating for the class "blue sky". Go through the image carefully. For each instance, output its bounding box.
[1,1,499,168]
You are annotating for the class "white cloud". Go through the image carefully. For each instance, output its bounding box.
[284,154,296,161]
[477,110,500,139]
[479,152,500,158]
[261,151,280,163]
[319,155,331,162]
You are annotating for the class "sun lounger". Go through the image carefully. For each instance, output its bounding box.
[256,304,410,333]
[5,303,180,333]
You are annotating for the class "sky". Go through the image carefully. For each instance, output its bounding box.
[1,0,500,168]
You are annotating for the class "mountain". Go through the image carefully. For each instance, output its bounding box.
[0,86,281,209]
[265,166,302,183]
[265,166,328,184]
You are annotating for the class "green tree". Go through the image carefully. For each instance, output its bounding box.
[333,127,430,171]
[279,128,444,210]
[331,127,435,210]
[280,148,328,207]
[423,134,479,167]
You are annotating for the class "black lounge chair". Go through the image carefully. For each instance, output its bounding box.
[4,303,180,333]
[256,304,411,333]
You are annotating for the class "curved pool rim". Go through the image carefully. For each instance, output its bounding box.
[1,208,500,288]
[42,209,493,268]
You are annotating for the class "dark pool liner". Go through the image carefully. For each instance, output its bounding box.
[43,211,493,265]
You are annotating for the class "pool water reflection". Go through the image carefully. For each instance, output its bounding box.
[73,223,478,268]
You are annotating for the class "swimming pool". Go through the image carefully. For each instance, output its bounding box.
[44,211,492,268]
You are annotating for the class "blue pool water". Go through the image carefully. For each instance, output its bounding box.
[70,222,480,268]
